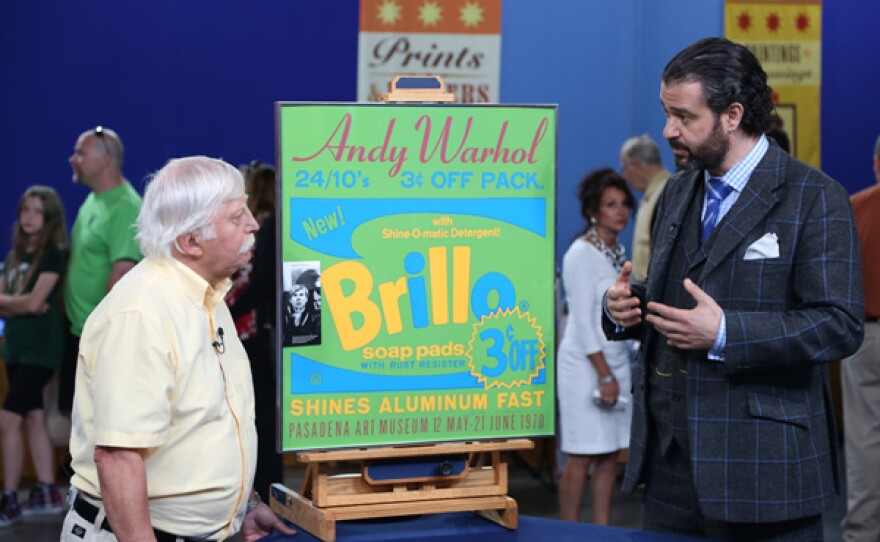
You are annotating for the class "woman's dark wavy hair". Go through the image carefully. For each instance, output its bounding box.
[662,37,774,136]
[576,167,635,237]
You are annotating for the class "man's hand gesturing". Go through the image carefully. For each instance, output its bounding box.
[605,261,642,327]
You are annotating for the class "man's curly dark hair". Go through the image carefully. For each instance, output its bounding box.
[663,37,774,137]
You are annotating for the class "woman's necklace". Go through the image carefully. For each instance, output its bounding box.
[584,226,625,272]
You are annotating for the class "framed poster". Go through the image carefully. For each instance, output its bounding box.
[277,103,556,451]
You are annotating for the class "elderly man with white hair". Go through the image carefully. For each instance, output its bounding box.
[62,156,296,541]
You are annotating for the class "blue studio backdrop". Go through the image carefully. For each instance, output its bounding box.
[1,0,878,267]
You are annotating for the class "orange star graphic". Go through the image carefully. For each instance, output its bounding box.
[795,12,810,32]
[767,12,780,32]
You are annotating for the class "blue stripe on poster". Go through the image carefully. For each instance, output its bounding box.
[289,352,481,394]
[288,352,546,394]
[289,198,546,259]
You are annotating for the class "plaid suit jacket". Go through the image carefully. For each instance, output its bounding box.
[605,142,864,523]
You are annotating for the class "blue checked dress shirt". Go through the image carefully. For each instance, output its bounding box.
[704,135,769,359]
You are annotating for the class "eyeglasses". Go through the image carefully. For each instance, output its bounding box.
[93,126,112,155]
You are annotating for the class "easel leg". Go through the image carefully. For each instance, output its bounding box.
[300,463,316,497]
[271,483,337,542]
[475,496,518,529]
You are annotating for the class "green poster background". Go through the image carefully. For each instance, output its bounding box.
[277,103,556,451]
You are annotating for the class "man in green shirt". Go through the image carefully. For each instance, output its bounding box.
[59,127,143,413]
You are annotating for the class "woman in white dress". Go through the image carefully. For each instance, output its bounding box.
[557,168,636,524]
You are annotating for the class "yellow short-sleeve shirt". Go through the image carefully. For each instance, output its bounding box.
[70,257,257,540]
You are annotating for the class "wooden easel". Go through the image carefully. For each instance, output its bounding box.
[271,77,532,540]
[269,439,533,542]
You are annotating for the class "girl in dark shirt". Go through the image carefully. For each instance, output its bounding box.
[0,186,68,526]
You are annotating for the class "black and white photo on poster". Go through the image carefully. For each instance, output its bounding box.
[281,261,321,347]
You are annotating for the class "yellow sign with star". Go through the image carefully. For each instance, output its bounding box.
[726,0,822,167]
[358,0,502,103]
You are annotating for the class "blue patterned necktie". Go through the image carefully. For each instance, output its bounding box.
[702,177,733,243]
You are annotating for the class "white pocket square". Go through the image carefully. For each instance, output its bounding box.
[744,232,779,260]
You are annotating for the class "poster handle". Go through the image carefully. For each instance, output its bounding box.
[379,75,456,103]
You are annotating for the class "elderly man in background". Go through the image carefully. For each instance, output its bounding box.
[62,156,295,541]
[619,134,670,283]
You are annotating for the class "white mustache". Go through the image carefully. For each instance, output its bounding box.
[239,234,255,255]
